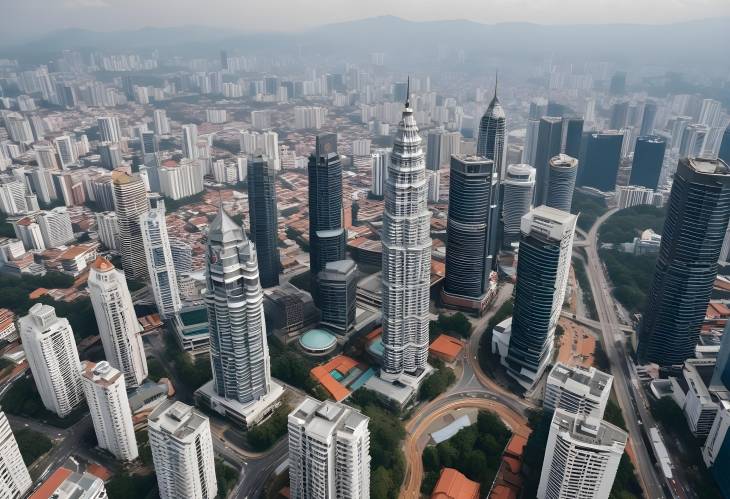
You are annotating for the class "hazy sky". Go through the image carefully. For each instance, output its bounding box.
[3,0,730,41]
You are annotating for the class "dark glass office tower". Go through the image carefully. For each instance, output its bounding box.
[247,154,281,287]
[442,155,498,311]
[638,158,730,366]
[720,125,730,164]
[476,81,506,178]
[563,118,584,159]
[577,131,623,192]
[609,71,626,95]
[630,136,666,189]
[640,101,658,136]
[534,117,564,206]
[609,101,629,129]
[505,206,577,389]
[308,134,345,290]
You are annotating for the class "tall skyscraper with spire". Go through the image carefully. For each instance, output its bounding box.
[477,74,506,178]
[381,80,433,381]
[195,209,283,427]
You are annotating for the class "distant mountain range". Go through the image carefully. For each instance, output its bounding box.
[3,15,729,67]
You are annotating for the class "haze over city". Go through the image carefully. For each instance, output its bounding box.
[0,1,728,499]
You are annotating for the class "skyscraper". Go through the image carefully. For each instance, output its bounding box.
[288,398,370,499]
[308,133,345,295]
[640,100,658,136]
[502,164,536,247]
[148,401,217,499]
[370,148,390,198]
[426,128,443,171]
[140,197,181,318]
[476,76,506,178]
[317,260,357,335]
[442,155,498,312]
[629,135,667,190]
[562,118,584,159]
[522,118,540,167]
[153,109,170,135]
[97,116,121,143]
[545,154,578,213]
[37,207,73,248]
[609,101,629,129]
[112,171,150,280]
[80,361,139,461]
[196,209,282,426]
[544,363,613,420]
[577,131,623,192]
[719,125,730,164]
[182,124,199,160]
[381,88,432,380]
[20,303,84,417]
[0,408,31,498]
[537,409,627,499]
[505,206,577,388]
[247,155,280,288]
[534,117,564,206]
[88,256,148,388]
[639,158,730,366]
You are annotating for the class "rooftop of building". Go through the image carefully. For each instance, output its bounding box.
[547,362,612,399]
[80,360,121,387]
[30,467,102,499]
[431,467,480,499]
[687,157,730,176]
[148,400,207,440]
[553,409,627,447]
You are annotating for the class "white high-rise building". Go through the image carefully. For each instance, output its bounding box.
[34,144,59,170]
[380,91,432,383]
[88,256,148,388]
[544,363,613,420]
[4,115,33,144]
[537,409,627,499]
[97,116,122,143]
[288,397,370,499]
[153,109,170,135]
[703,407,730,467]
[95,211,119,250]
[0,177,27,215]
[158,158,204,200]
[251,110,271,130]
[13,217,45,250]
[54,135,77,168]
[196,210,283,427]
[239,130,259,155]
[502,164,536,246]
[370,148,390,197]
[262,131,280,171]
[19,304,84,418]
[112,171,150,280]
[37,207,74,248]
[0,408,32,498]
[140,199,181,318]
[294,106,326,129]
[699,99,723,127]
[148,401,218,499]
[182,124,199,160]
[616,185,658,209]
[80,361,139,461]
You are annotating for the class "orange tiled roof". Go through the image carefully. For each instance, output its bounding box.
[429,335,464,361]
[489,484,518,499]
[431,468,480,499]
[30,467,73,499]
[311,366,349,401]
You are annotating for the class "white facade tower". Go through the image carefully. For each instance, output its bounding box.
[140,198,181,318]
[0,409,32,498]
[80,361,139,461]
[537,409,627,499]
[182,124,199,160]
[148,401,218,499]
[288,397,370,499]
[19,304,84,418]
[196,209,282,427]
[381,82,432,381]
[88,256,148,388]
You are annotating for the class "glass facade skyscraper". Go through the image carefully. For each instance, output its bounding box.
[577,131,623,192]
[639,158,730,366]
[247,154,281,288]
[629,135,666,190]
[534,117,564,206]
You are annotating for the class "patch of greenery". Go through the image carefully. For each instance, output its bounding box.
[136,429,153,467]
[349,389,406,499]
[571,190,608,232]
[268,337,327,399]
[521,410,551,499]
[15,429,52,465]
[106,473,158,499]
[146,358,167,382]
[164,334,212,391]
[246,404,290,452]
[599,249,657,313]
[418,358,456,401]
[604,399,626,430]
[1,377,87,428]
[430,312,472,339]
[215,459,239,498]
[421,411,511,495]
[0,214,16,238]
[164,191,206,213]
[598,204,666,245]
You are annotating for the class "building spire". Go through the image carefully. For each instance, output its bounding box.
[405,76,410,109]
[494,70,498,99]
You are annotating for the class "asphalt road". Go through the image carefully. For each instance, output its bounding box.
[582,208,669,499]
